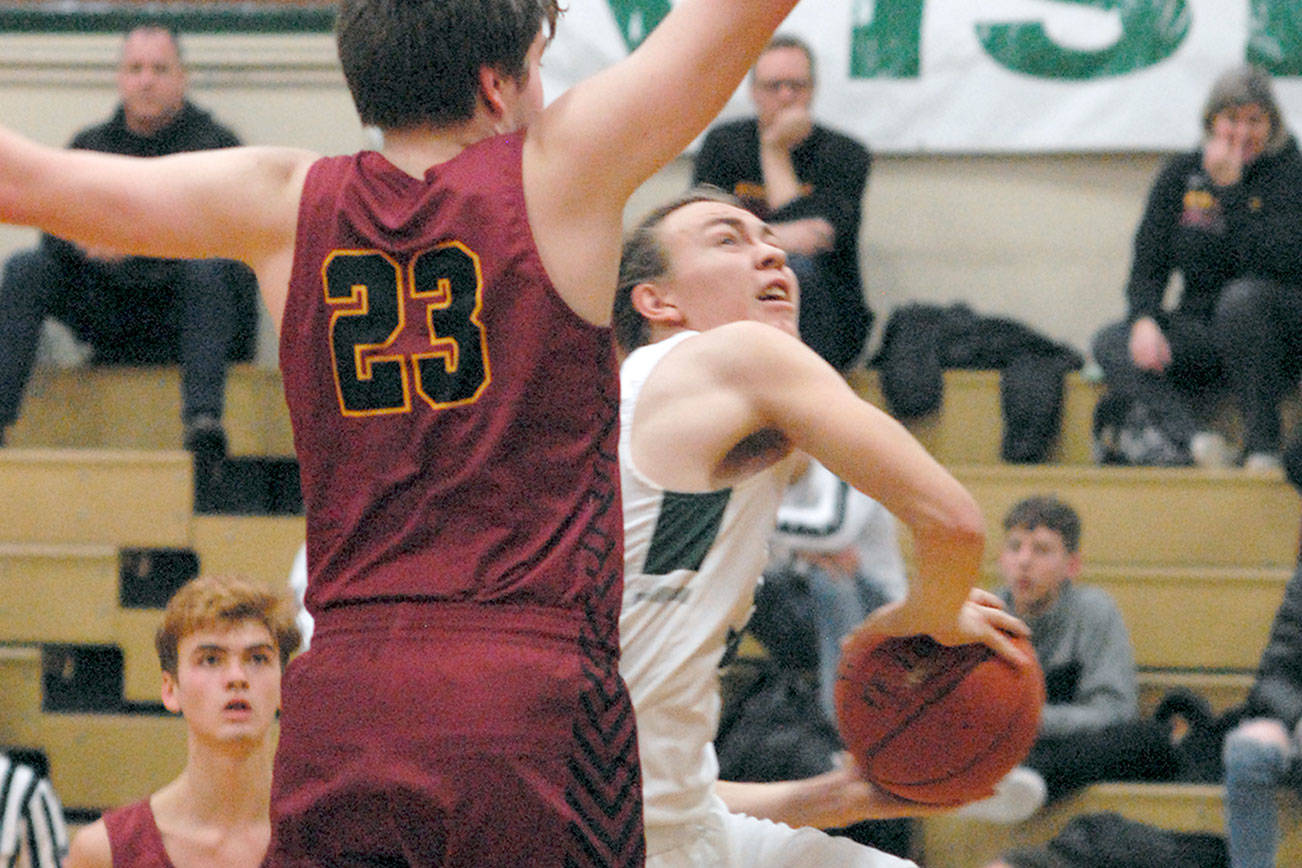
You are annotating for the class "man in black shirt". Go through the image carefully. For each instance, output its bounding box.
[692,34,872,371]
[0,25,257,456]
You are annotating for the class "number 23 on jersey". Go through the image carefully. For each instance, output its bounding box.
[323,243,491,416]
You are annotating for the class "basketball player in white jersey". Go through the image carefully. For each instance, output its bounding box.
[614,190,1031,867]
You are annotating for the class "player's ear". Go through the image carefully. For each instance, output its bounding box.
[630,281,684,327]
[160,670,182,715]
[1065,550,1083,580]
[477,65,511,120]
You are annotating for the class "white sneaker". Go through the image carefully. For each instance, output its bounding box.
[1190,431,1235,468]
[1244,452,1283,473]
[952,766,1047,824]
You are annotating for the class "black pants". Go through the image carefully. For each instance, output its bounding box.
[1026,718,1184,803]
[1090,312,1223,442]
[787,252,871,373]
[0,246,243,429]
[1214,277,1302,454]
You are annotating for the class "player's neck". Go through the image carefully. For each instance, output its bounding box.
[380,115,509,178]
[170,733,274,823]
[646,323,695,346]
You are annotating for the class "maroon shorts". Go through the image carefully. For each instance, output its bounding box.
[264,600,644,867]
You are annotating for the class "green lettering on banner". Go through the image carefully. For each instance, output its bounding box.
[606,0,671,51]
[850,0,926,78]
[976,0,1190,80]
[1248,0,1302,75]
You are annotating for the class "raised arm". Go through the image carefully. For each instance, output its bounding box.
[524,0,800,322]
[0,128,316,327]
[536,0,797,203]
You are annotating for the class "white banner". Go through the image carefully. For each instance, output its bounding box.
[540,0,1302,153]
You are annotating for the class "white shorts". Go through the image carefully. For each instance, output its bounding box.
[647,796,917,868]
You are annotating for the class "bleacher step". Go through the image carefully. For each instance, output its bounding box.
[0,449,192,546]
[955,464,1300,569]
[8,364,293,456]
[920,783,1302,868]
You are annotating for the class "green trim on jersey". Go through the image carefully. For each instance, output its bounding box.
[643,489,731,575]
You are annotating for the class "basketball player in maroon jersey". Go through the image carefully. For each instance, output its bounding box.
[0,0,809,863]
[65,576,300,868]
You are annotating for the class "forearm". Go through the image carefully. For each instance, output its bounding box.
[715,769,930,829]
[760,144,802,212]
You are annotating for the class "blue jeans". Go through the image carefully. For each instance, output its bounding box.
[1223,719,1299,868]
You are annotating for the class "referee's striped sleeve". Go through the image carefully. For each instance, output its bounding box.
[1,755,70,868]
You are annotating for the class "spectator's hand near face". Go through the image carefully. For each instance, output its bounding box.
[1128,316,1171,373]
[1204,121,1247,187]
[762,103,813,154]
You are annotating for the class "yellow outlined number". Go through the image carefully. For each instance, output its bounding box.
[324,244,490,416]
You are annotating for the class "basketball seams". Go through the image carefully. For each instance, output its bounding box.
[834,632,1044,806]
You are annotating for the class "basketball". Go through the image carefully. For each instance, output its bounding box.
[834,630,1044,806]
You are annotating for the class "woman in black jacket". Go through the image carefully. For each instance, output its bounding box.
[1091,65,1302,469]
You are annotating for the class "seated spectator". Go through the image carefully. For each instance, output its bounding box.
[64,575,300,868]
[0,25,258,457]
[768,456,906,719]
[0,750,69,868]
[1222,558,1302,868]
[956,495,1173,823]
[692,34,873,372]
[1091,64,1302,470]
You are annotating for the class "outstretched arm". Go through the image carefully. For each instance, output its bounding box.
[0,128,316,326]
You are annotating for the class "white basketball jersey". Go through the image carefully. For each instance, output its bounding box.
[618,331,788,851]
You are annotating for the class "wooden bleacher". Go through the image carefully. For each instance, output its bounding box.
[0,365,302,812]
[2,360,1300,865]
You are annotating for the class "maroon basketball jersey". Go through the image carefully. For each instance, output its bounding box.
[281,135,622,623]
[103,799,174,868]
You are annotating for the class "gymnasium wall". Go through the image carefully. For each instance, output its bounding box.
[0,31,1173,362]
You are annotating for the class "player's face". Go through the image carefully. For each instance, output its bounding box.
[750,46,813,129]
[1211,102,1272,164]
[117,30,187,136]
[997,525,1080,619]
[162,620,282,747]
[657,201,800,337]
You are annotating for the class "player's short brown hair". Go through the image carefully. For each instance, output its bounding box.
[155,574,301,676]
[614,186,742,353]
[336,0,561,130]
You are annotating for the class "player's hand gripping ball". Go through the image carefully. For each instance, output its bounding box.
[834,630,1044,806]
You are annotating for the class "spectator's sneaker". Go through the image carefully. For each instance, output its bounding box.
[185,416,228,512]
[1190,431,1235,468]
[952,766,1047,824]
[1243,452,1282,473]
[183,415,227,461]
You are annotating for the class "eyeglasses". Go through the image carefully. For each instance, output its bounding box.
[754,78,812,95]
